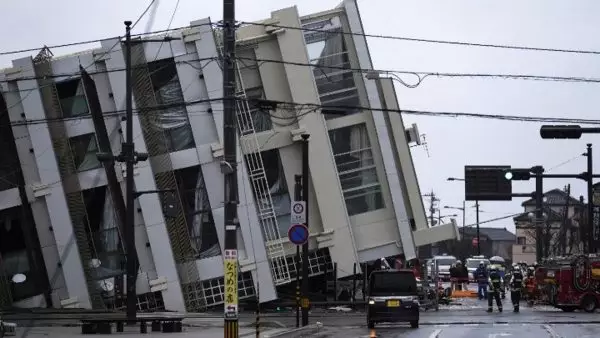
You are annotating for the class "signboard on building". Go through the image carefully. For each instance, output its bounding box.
[290,201,306,224]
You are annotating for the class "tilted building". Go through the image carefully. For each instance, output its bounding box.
[0,0,457,312]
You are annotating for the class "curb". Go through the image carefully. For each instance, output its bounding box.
[420,320,600,325]
[262,323,324,338]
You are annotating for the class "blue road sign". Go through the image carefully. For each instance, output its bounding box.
[288,224,309,245]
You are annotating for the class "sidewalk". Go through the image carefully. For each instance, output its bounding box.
[14,325,296,337]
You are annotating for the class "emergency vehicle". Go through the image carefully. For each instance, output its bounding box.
[535,254,600,312]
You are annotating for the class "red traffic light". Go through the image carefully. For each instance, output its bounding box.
[540,125,582,139]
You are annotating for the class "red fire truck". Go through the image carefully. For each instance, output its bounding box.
[538,254,600,312]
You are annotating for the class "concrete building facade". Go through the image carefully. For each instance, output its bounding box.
[0,0,457,312]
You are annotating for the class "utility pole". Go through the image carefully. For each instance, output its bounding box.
[585,144,595,253]
[560,184,571,256]
[123,21,138,324]
[301,134,310,327]
[223,0,239,336]
[475,200,480,255]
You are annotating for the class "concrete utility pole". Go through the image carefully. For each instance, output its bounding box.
[475,200,480,255]
[222,0,240,336]
[585,144,596,253]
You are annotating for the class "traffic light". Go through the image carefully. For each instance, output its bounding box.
[540,125,582,139]
[503,168,531,181]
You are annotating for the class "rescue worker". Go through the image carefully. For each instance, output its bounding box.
[475,261,488,300]
[487,266,503,312]
[457,260,469,290]
[509,263,524,312]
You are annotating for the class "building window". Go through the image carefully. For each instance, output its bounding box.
[244,87,272,133]
[329,124,384,216]
[303,17,360,119]
[517,236,526,245]
[0,96,19,191]
[69,133,102,172]
[0,207,39,301]
[82,186,125,281]
[148,58,195,152]
[246,150,290,239]
[174,166,220,259]
[56,79,90,117]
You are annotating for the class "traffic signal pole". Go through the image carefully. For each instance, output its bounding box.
[301,134,310,326]
[475,201,480,255]
[533,166,544,262]
[586,144,595,253]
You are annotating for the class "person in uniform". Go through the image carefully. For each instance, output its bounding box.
[487,266,503,312]
[475,261,488,300]
[509,263,524,312]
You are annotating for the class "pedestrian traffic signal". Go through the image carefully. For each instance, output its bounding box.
[540,125,582,139]
[503,168,531,181]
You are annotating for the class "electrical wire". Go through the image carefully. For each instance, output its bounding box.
[241,21,600,56]
[236,56,600,87]
[150,0,181,63]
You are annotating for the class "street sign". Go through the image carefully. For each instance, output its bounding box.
[288,223,309,245]
[290,201,306,224]
[472,237,479,247]
[465,165,512,201]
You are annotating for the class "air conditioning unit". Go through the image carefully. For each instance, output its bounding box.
[405,123,422,145]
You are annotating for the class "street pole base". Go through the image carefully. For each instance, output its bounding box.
[224,319,239,338]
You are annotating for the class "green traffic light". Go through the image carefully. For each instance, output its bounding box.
[504,172,513,180]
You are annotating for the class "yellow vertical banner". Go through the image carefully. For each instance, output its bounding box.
[224,249,238,319]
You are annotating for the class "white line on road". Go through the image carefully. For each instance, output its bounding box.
[543,324,561,338]
[429,328,442,338]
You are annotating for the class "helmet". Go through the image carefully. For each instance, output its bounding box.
[479,261,485,265]
[490,266,498,271]
[512,263,518,268]
[456,260,462,264]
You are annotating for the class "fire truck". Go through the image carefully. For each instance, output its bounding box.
[537,254,600,312]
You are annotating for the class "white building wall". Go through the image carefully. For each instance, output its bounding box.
[268,6,361,278]
[341,0,416,260]
[101,38,186,312]
[5,57,91,308]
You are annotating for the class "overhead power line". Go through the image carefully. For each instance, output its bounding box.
[4,55,600,89]
[2,14,599,59]
[242,21,600,56]
[236,56,600,87]
[4,97,600,128]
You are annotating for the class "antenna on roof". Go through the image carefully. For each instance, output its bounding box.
[33,46,53,64]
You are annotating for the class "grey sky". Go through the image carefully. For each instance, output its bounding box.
[1,0,599,232]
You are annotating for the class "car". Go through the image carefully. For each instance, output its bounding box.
[366,269,420,329]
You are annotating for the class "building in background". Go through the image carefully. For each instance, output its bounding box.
[0,0,457,312]
[512,188,584,264]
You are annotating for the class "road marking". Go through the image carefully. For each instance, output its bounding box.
[464,323,480,327]
[543,324,561,338]
[435,324,450,328]
[493,323,509,326]
[429,328,442,338]
[488,333,512,338]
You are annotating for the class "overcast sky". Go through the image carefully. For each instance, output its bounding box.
[2,0,599,233]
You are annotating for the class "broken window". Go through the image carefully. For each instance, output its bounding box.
[148,58,195,152]
[174,166,220,259]
[82,186,125,280]
[244,87,272,133]
[56,78,90,117]
[303,17,360,119]
[0,207,39,301]
[69,133,102,172]
[252,149,291,238]
[329,124,384,216]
